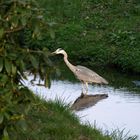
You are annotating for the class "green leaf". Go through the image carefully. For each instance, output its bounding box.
[4,59,12,75]
[12,64,17,75]
[45,74,51,88]
[4,112,10,120]
[19,60,25,71]
[49,28,55,39]
[34,26,40,37]
[21,17,26,26]
[11,16,19,27]
[56,68,61,77]
[0,57,3,72]
[39,67,45,80]
[2,128,9,140]
[0,74,8,85]
[18,119,27,131]
[0,28,4,39]
[30,55,38,69]
[0,113,4,124]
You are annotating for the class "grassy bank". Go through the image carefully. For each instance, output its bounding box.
[34,0,140,73]
[5,93,137,140]
[8,94,111,140]
[0,85,138,140]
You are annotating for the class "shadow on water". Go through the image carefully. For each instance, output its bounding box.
[71,93,108,111]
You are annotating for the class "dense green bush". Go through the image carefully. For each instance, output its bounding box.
[37,0,140,73]
[107,30,140,72]
[0,0,55,139]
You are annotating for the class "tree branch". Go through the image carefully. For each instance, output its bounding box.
[4,26,25,34]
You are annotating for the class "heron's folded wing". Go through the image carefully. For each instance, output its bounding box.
[76,65,108,84]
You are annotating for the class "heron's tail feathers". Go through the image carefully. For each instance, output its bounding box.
[101,78,109,84]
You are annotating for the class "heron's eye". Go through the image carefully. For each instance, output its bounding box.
[76,69,80,72]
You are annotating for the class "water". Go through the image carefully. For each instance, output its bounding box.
[24,67,140,138]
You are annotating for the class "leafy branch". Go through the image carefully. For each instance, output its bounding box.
[0,0,56,139]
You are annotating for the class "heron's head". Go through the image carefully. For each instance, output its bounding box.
[52,48,65,55]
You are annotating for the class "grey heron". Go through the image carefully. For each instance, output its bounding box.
[52,48,108,95]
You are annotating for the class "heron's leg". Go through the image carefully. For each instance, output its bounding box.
[85,82,88,95]
[81,82,85,94]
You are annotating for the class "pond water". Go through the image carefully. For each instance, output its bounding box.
[24,65,140,138]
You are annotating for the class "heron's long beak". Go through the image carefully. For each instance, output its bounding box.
[51,51,56,55]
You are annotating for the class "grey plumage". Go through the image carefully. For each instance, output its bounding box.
[52,48,108,94]
[75,65,108,84]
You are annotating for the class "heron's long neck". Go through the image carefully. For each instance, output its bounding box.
[63,52,76,72]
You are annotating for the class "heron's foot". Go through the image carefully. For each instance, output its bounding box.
[80,92,85,98]
[80,92,88,98]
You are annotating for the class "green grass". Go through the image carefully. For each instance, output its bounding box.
[109,129,138,140]
[20,97,112,140]
[33,0,140,73]
[8,94,138,140]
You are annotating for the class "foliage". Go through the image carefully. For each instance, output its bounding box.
[0,0,55,139]
[107,30,140,72]
[0,87,34,139]
[38,0,140,73]
[110,128,138,140]
[0,0,139,138]
[8,95,137,140]
[13,95,113,140]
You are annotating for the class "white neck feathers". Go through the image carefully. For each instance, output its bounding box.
[62,51,76,72]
